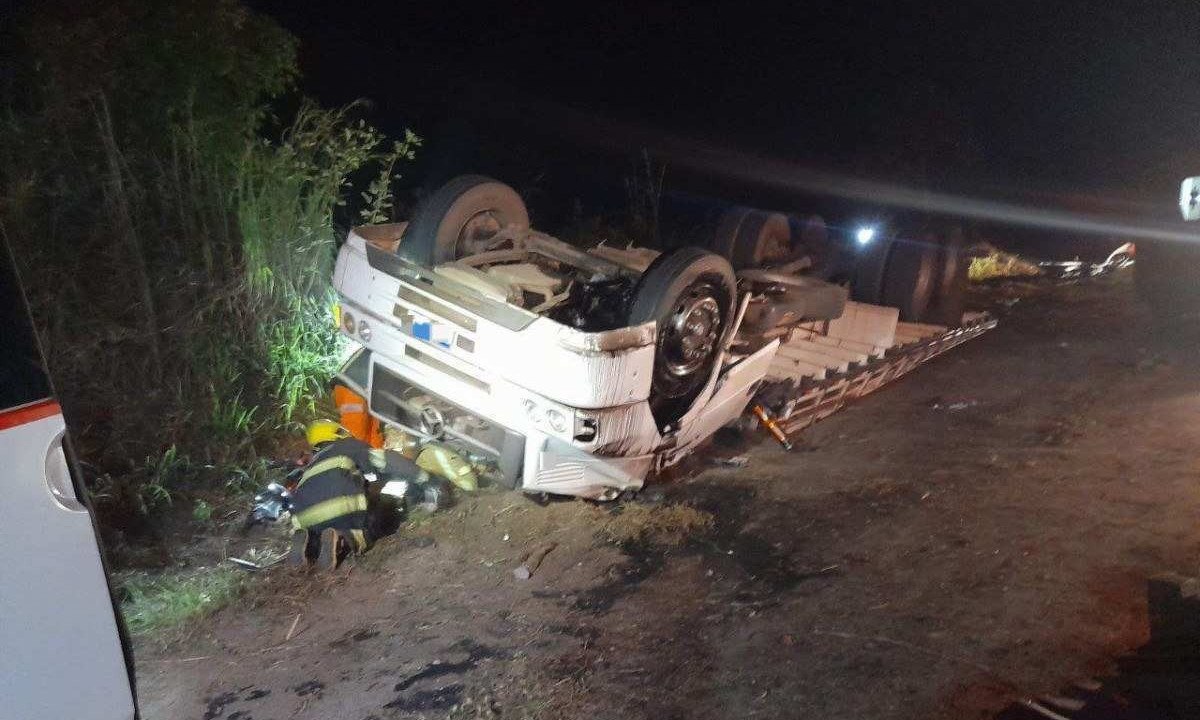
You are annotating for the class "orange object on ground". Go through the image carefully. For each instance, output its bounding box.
[333,384,383,448]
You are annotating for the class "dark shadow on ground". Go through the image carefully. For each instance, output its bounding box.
[996,576,1200,720]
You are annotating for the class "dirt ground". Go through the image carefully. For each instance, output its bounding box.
[136,270,1200,720]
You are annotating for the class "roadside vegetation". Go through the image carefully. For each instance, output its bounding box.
[0,0,418,575]
[969,242,1043,282]
[118,566,249,635]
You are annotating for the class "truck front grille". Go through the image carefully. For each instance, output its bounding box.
[370,362,523,486]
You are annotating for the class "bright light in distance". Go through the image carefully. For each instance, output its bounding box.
[855,226,877,245]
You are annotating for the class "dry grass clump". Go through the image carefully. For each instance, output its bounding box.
[969,243,1042,282]
[600,503,715,546]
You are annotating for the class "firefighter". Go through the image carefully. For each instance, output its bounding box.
[288,420,425,570]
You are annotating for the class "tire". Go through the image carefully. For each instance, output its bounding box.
[881,229,939,322]
[710,206,754,261]
[926,225,967,326]
[401,175,529,264]
[730,211,793,269]
[850,231,896,305]
[628,247,738,427]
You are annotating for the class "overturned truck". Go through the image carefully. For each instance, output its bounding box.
[333,176,993,499]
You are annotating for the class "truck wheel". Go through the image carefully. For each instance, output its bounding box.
[925,225,967,326]
[730,211,794,269]
[402,175,529,264]
[628,247,737,426]
[881,229,939,322]
[850,231,896,305]
[710,206,754,261]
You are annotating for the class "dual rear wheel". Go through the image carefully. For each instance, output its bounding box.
[851,224,967,325]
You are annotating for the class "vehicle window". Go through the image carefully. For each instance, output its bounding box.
[0,243,51,410]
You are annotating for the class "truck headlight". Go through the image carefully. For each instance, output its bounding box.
[357,319,372,341]
[855,226,877,245]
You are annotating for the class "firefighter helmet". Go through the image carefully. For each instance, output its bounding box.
[305,420,350,447]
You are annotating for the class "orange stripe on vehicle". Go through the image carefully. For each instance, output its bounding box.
[0,398,61,430]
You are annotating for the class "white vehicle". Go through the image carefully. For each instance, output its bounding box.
[0,240,138,719]
[333,176,992,499]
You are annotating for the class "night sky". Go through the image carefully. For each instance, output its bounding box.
[255,1,1200,247]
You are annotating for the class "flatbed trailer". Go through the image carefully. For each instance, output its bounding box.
[758,304,996,434]
[333,176,994,499]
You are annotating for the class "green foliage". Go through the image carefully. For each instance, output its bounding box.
[192,499,214,523]
[119,566,246,634]
[234,102,416,431]
[0,1,418,526]
[360,130,423,224]
[210,392,260,441]
[137,445,192,511]
[262,296,345,423]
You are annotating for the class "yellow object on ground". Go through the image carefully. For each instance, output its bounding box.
[416,443,478,491]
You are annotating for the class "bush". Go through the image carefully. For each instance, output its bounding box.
[0,1,419,529]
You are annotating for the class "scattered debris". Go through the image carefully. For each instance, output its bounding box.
[246,482,292,527]
[1072,678,1102,693]
[931,399,978,411]
[227,558,265,572]
[1039,242,1135,280]
[226,548,286,572]
[753,405,793,450]
[1018,698,1072,720]
[513,542,558,580]
[285,613,302,642]
[717,455,750,468]
[1039,695,1086,712]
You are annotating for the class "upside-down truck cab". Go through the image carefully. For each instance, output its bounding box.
[333,176,991,499]
[334,221,775,499]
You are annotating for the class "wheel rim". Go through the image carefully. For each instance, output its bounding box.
[454,209,505,257]
[661,283,723,381]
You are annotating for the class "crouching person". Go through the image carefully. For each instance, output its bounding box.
[289,420,425,570]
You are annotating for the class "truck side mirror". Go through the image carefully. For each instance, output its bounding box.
[1181,177,1200,221]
